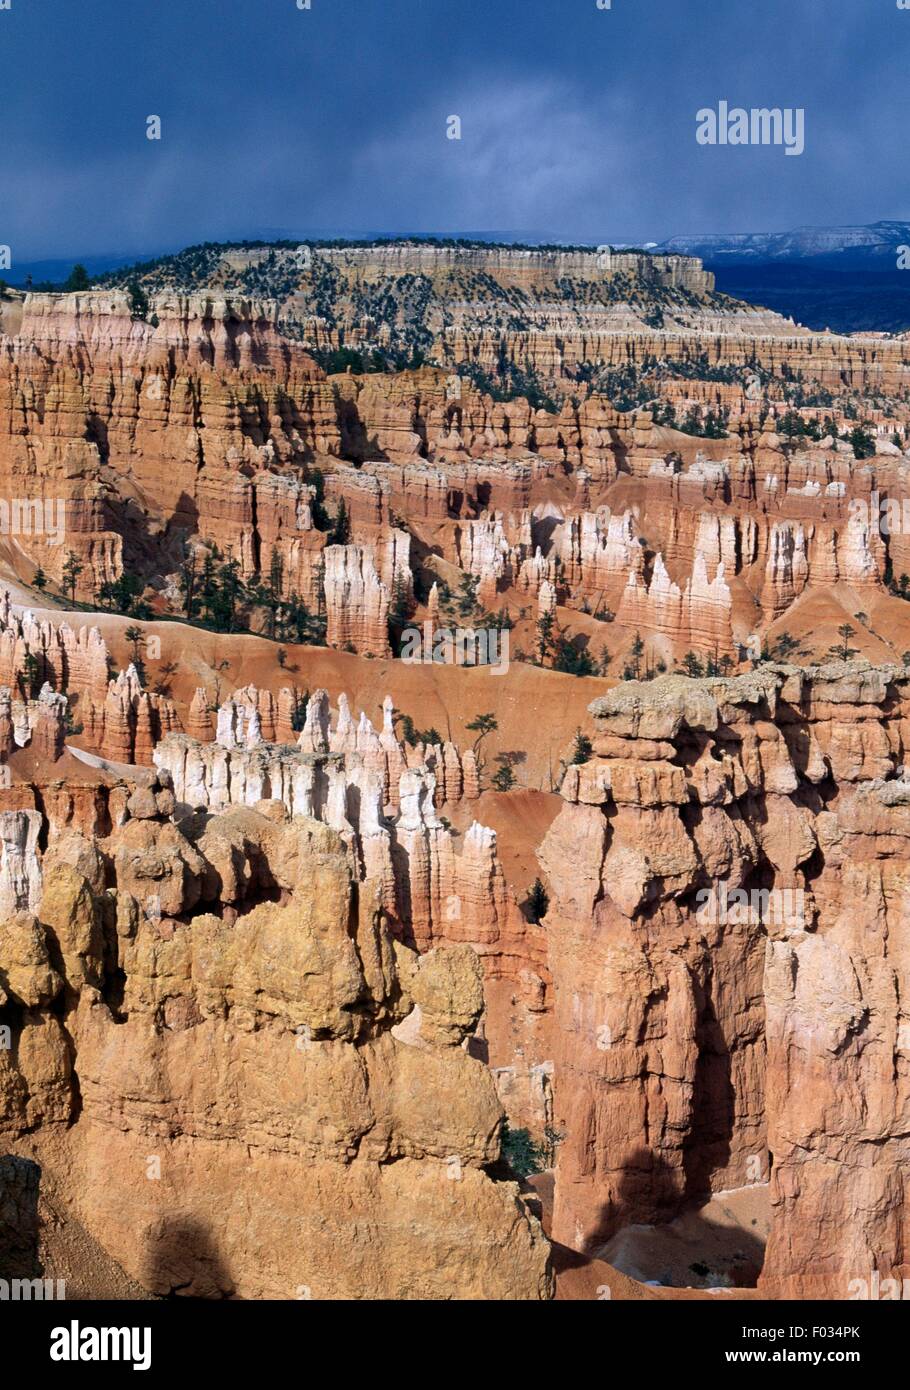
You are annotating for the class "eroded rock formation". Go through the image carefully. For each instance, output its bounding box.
[541,663,910,1297]
[0,796,551,1299]
[3,288,910,670]
[4,248,910,1301]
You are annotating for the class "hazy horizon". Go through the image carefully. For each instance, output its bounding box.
[2,0,909,263]
[8,217,910,285]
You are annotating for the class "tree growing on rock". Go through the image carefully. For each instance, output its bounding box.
[535,610,555,665]
[491,762,516,792]
[570,729,593,765]
[828,623,859,662]
[128,281,150,321]
[630,632,645,679]
[97,572,149,618]
[466,711,497,771]
[124,625,146,683]
[526,879,549,924]
[388,574,412,639]
[61,551,84,603]
[551,631,597,677]
[330,497,351,546]
[499,1123,546,1179]
[64,264,90,292]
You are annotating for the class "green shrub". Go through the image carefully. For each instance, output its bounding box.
[500,1123,546,1178]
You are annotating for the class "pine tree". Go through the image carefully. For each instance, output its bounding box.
[526,879,549,924]
[64,264,90,292]
[491,763,516,792]
[388,574,411,634]
[630,631,645,680]
[536,610,555,665]
[330,497,351,545]
[128,281,150,320]
[466,711,498,767]
[828,623,858,662]
[124,625,146,682]
[62,551,84,602]
[570,729,593,765]
[21,647,40,699]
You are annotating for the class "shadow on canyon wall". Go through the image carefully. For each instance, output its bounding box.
[534,1149,766,1296]
[139,1217,236,1299]
[0,1153,43,1279]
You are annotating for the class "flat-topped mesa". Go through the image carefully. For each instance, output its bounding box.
[10,290,322,376]
[105,241,910,395]
[316,242,715,293]
[4,286,909,660]
[539,660,910,1297]
[443,323,910,395]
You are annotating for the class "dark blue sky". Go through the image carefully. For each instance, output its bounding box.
[1,0,906,260]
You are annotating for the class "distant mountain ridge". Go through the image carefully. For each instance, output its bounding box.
[650,221,910,333]
[656,220,910,268]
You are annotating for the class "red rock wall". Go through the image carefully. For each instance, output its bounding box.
[539,663,910,1295]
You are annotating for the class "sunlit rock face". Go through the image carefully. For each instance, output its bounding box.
[0,797,551,1300]
[539,663,910,1296]
[4,252,910,1303]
